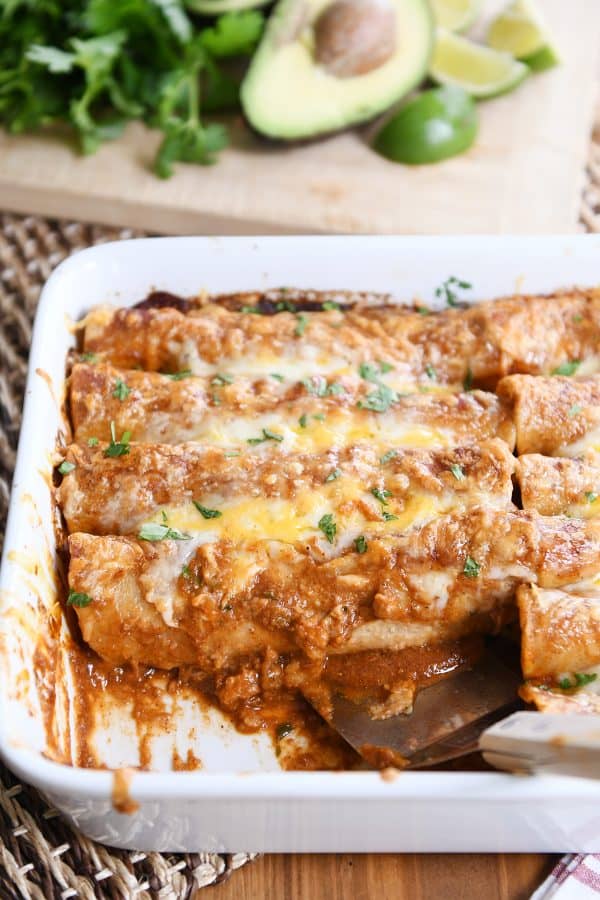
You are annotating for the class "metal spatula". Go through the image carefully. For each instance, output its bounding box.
[320,653,522,769]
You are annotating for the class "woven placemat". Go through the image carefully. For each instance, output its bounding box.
[1,102,599,896]
[0,217,258,898]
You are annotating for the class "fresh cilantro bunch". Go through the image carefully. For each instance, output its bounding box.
[0,0,264,177]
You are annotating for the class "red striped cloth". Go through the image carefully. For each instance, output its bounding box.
[533,856,600,898]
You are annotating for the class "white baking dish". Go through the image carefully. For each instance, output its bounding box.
[3,235,600,853]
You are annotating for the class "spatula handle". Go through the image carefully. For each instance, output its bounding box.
[480,712,600,777]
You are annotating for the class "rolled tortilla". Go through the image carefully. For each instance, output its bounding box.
[82,288,600,388]
[68,509,600,670]
[69,362,515,450]
[516,454,600,517]
[497,374,600,457]
[59,438,516,537]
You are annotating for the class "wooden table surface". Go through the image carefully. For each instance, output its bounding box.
[203,853,556,899]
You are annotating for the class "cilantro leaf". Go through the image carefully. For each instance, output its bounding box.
[371,487,392,504]
[67,588,93,608]
[164,369,192,381]
[0,5,261,178]
[104,421,131,457]
[113,377,131,401]
[318,513,337,544]
[435,276,472,308]
[357,383,398,413]
[463,556,481,578]
[193,501,222,519]
[200,11,264,58]
[138,522,191,541]
[247,428,284,445]
[354,535,368,554]
[552,360,581,376]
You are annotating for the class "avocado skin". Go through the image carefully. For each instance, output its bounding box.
[374,85,478,165]
[241,0,434,141]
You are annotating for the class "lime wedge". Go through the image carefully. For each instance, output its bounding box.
[430,28,528,99]
[373,85,478,165]
[431,0,483,33]
[487,0,560,72]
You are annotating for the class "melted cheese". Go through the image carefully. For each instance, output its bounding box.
[148,484,444,552]
[559,424,600,458]
[180,336,458,394]
[203,407,447,453]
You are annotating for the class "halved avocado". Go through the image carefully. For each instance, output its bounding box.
[241,0,433,139]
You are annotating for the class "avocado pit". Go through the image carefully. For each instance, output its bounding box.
[314,0,397,78]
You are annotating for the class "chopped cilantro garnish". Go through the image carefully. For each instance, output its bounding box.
[379,361,394,374]
[313,413,326,422]
[193,501,222,519]
[104,421,131,458]
[298,414,308,428]
[322,301,341,311]
[552,360,581,376]
[112,378,131,401]
[435,276,472,308]
[359,362,380,382]
[573,314,583,324]
[382,511,398,522]
[211,373,234,386]
[302,377,327,397]
[318,513,337,544]
[325,468,341,482]
[276,300,297,312]
[449,463,465,481]
[302,377,343,398]
[181,564,191,578]
[357,383,398,413]
[425,364,437,380]
[354,535,368,554]
[224,450,240,458]
[295,314,308,336]
[67,588,92,608]
[585,491,598,503]
[164,369,192,381]
[558,672,598,691]
[270,373,284,382]
[80,352,98,363]
[371,487,392,504]
[247,428,284,445]
[87,437,99,447]
[138,522,191,541]
[463,366,473,391]
[276,723,293,740]
[241,305,263,314]
[463,556,481,578]
[380,449,398,465]
[568,404,582,417]
[58,460,75,475]
[416,306,430,315]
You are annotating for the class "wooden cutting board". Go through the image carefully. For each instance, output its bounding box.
[1,0,598,236]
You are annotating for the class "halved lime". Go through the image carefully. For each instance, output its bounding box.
[430,28,528,99]
[373,85,478,165]
[431,0,483,33]
[487,0,560,72]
